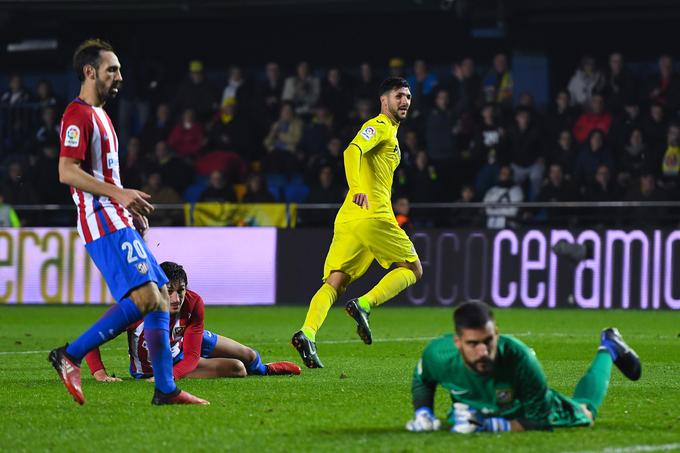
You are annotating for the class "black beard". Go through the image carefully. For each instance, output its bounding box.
[96,80,120,103]
[467,357,494,375]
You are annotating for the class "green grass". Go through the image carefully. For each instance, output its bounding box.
[1,306,679,452]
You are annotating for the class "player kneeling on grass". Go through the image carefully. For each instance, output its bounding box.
[85,261,300,381]
[406,301,641,433]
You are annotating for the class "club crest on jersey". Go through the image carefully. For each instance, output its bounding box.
[496,388,514,405]
[360,126,376,141]
[136,261,149,274]
[173,326,186,338]
[64,125,80,147]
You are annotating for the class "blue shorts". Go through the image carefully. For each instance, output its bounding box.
[173,330,219,364]
[85,227,169,302]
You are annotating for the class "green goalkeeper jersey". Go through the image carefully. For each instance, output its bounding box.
[412,334,592,429]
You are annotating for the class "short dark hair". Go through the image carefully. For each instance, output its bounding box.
[73,38,115,82]
[454,301,495,334]
[379,77,409,96]
[160,261,188,287]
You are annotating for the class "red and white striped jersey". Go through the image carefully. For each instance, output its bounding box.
[59,98,133,244]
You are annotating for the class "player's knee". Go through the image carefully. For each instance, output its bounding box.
[409,261,423,281]
[228,361,247,378]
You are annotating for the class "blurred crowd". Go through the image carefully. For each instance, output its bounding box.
[1,52,679,227]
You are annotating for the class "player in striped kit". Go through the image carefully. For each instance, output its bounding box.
[48,38,207,406]
[85,261,301,380]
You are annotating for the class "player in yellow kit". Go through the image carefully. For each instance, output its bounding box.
[291,78,423,368]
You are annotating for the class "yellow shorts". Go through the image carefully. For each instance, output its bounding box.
[322,218,418,282]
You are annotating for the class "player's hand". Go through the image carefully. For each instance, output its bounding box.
[93,369,122,382]
[406,407,441,432]
[116,188,154,216]
[451,403,510,433]
[132,214,149,238]
[352,193,369,210]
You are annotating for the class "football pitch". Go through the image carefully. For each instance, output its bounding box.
[1,306,679,452]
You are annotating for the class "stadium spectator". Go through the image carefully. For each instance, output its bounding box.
[504,107,544,199]
[482,53,513,109]
[354,63,380,103]
[140,171,183,226]
[545,130,577,178]
[173,60,219,121]
[445,57,481,117]
[1,161,38,205]
[306,136,344,185]
[257,62,284,123]
[472,103,504,171]
[641,103,668,155]
[407,59,438,118]
[625,173,668,225]
[544,90,578,143]
[199,170,237,203]
[483,164,524,229]
[281,61,321,117]
[658,123,680,194]
[242,173,275,203]
[582,164,621,226]
[450,184,482,228]
[567,55,603,109]
[140,103,172,151]
[393,196,414,232]
[153,140,194,195]
[645,55,680,111]
[31,106,60,153]
[306,165,343,203]
[618,127,648,185]
[573,93,612,144]
[299,105,334,157]
[167,108,205,159]
[31,143,70,205]
[601,52,637,113]
[264,102,303,174]
[388,57,405,78]
[407,150,441,202]
[208,98,254,159]
[320,68,352,121]
[120,137,147,190]
[609,100,642,149]
[221,66,253,109]
[535,163,578,225]
[35,79,61,109]
[425,90,456,167]
[574,129,614,187]
[0,193,20,227]
[0,74,31,105]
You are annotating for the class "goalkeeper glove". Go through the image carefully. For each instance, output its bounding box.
[406,407,441,432]
[451,403,511,434]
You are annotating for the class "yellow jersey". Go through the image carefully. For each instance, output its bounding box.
[335,113,401,224]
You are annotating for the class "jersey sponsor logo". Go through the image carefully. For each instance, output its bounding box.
[136,261,149,274]
[360,126,376,141]
[450,387,468,396]
[106,152,118,169]
[64,125,80,147]
[496,388,514,405]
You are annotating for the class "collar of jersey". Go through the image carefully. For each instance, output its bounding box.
[377,113,398,127]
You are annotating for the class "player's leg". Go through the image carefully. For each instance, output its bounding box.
[344,220,421,344]
[300,270,351,342]
[204,332,300,376]
[184,357,247,379]
[572,328,641,421]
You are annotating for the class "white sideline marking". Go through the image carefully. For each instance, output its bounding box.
[561,443,680,453]
[0,330,657,355]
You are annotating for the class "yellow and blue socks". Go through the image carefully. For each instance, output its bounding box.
[66,297,142,361]
[301,283,338,342]
[360,267,417,312]
[143,311,177,395]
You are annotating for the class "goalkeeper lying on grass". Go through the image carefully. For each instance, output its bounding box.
[406,301,641,433]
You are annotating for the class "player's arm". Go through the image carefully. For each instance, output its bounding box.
[511,347,553,431]
[345,122,384,209]
[406,356,442,432]
[83,347,120,382]
[172,297,205,379]
[58,157,154,217]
